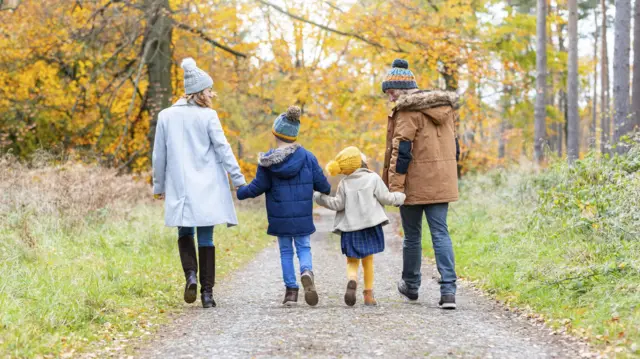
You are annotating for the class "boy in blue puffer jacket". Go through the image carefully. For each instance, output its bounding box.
[237,106,331,306]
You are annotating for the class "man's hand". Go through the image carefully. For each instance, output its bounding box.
[154,193,165,200]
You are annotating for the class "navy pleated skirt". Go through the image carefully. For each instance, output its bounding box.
[340,224,385,259]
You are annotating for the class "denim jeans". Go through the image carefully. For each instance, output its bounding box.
[178,226,214,247]
[400,204,457,295]
[277,235,312,289]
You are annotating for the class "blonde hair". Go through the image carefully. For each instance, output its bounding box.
[183,89,217,108]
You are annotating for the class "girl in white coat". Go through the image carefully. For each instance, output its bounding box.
[152,58,246,308]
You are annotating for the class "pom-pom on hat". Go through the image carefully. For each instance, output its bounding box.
[326,146,363,176]
[272,106,302,143]
[381,59,418,93]
[181,57,214,94]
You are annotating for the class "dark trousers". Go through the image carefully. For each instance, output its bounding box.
[400,203,457,295]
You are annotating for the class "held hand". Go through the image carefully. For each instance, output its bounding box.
[154,193,165,200]
[393,192,406,207]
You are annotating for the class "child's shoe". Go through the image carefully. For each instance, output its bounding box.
[300,271,319,306]
[344,280,357,306]
[363,289,377,306]
[283,287,299,306]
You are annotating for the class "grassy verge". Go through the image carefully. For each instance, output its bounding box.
[420,145,640,356]
[0,157,271,358]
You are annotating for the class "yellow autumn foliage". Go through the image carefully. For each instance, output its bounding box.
[0,0,587,174]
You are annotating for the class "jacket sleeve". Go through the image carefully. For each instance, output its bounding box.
[237,165,271,200]
[374,175,406,206]
[208,110,246,188]
[315,182,345,211]
[388,112,419,192]
[310,154,331,195]
[152,115,166,195]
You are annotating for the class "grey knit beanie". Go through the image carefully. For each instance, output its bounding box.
[181,58,214,94]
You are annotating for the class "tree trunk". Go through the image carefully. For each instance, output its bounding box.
[601,0,611,155]
[533,0,547,163]
[442,63,458,91]
[555,90,566,157]
[547,1,556,153]
[498,119,507,160]
[633,0,640,131]
[499,83,509,160]
[592,9,599,150]
[613,0,632,153]
[145,0,173,160]
[567,0,580,163]
[557,4,567,157]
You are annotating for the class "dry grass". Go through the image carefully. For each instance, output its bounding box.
[0,155,272,357]
[0,153,149,226]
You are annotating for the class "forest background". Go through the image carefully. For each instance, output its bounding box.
[2,0,638,176]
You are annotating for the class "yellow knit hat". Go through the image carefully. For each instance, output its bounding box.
[326,146,363,176]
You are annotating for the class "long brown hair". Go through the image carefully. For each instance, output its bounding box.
[183,89,217,108]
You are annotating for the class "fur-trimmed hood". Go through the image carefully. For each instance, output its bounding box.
[258,144,301,167]
[257,144,304,179]
[393,90,460,112]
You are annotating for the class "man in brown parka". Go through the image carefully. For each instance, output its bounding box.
[381,59,460,309]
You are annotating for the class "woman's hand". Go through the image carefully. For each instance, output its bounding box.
[154,193,165,200]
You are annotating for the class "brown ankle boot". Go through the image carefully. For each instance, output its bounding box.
[363,289,377,306]
[344,280,357,306]
[283,287,299,306]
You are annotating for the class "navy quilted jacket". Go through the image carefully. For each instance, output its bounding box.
[237,144,331,237]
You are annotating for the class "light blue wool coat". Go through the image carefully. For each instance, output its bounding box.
[152,98,246,227]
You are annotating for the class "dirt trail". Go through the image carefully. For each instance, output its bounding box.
[137,208,591,358]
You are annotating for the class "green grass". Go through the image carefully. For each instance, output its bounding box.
[420,150,640,356]
[0,204,271,358]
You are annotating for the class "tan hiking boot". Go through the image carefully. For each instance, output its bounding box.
[300,270,319,306]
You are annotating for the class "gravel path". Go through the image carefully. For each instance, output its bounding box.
[137,208,592,358]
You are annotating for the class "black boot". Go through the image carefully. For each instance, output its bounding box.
[178,235,198,304]
[199,246,216,308]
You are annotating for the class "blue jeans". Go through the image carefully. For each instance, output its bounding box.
[400,204,457,295]
[277,236,312,289]
[178,226,214,247]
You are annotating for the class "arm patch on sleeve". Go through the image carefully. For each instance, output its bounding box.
[396,141,413,174]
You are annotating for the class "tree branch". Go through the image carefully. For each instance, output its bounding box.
[113,39,154,161]
[323,1,344,13]
[256,0,406,53]
[171,19,247,58]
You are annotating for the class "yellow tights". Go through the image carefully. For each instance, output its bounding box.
[346,255,374,290]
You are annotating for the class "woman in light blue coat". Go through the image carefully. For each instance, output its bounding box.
[152,58,246,308]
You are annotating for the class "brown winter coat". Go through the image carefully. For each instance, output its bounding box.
[382,90,460,205]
